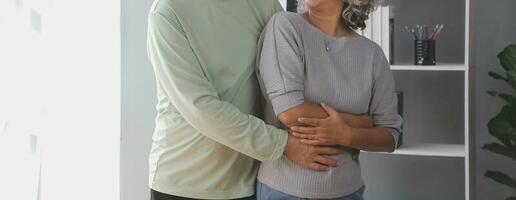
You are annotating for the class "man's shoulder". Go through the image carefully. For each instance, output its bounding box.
[151,0,279,13]
[150,0,184,14]
[149,0,203,26]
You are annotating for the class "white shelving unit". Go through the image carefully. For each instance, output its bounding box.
[364,0,475,199]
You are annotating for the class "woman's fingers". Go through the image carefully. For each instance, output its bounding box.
[292,132,316,139]
[352,150,360,161]
[308,162,330,171]
[298,117,323,126]
[314,146,342,155]
[313,155,338,167]
[297,136,337,146]
[292,132,333,145]
[300,139,324,145]
[291,126,317,134]
[321,102,339,116]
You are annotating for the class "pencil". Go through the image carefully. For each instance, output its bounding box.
[428,25,438,40]
[433,24,444,39]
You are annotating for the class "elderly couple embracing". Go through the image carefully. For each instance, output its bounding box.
[146,0,402,199]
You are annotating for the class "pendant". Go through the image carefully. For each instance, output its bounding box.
[325,41,331,52]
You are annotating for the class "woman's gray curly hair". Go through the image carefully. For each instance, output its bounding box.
[341,0,378,30]
[298,0,379,30]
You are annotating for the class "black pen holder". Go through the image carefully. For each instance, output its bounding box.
[414,40,436,65]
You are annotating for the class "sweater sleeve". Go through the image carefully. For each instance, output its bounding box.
[369,45,403,149]
[147,11,288,161]
[256,13,305,116]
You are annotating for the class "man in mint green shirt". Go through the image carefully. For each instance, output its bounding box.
[146,0,342,199]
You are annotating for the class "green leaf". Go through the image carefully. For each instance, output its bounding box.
[502,105,516,128]
[488,105,516,146]
[490,71,507,80]
[498,93,516,106]
[488,90,499,96]
[498,44,516,71]
[485,171,516,191]
[506,69,516,90]
[493,133,516,140]
[507,196,516,200]
[482,143,516,161]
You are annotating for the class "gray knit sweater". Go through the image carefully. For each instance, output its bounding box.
[255,12,402,199]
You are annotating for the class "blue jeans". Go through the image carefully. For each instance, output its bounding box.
[256,181,365,200]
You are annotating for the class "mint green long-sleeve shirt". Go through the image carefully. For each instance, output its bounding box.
[146,0,288,199]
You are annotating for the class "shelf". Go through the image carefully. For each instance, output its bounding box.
[390,63,466,71]
[362,143,465,157]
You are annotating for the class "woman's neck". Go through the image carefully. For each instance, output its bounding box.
[302,9,356,38]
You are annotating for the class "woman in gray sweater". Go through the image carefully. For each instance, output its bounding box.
[255,0,403,199]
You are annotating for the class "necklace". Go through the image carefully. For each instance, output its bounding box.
[325,39,331,52]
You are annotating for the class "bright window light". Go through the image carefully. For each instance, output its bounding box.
[0,0,120,200]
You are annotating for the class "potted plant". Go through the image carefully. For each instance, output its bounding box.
[484,44,516,200]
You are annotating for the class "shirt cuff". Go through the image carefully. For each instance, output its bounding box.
[270,91,304,116]
[268,130,289,161]
[386,128,401,149]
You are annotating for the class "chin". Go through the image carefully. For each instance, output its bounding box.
[304,0,342,10]
[304,0,324,8]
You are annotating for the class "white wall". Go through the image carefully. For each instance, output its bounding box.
[474,0,516,199]
[1,1,120,200]
[121,0,155,200]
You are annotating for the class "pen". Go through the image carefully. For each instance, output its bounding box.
[405,26,416,40]
[406,24,444,40]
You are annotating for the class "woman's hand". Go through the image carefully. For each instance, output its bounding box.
[339,112,373,129]
[291,103,354,146]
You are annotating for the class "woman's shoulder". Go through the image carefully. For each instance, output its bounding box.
[350,36,384,56]
[355,38,389,69]
[267,11,302,30]
[349,34,378,47]
[271,11,300,21]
